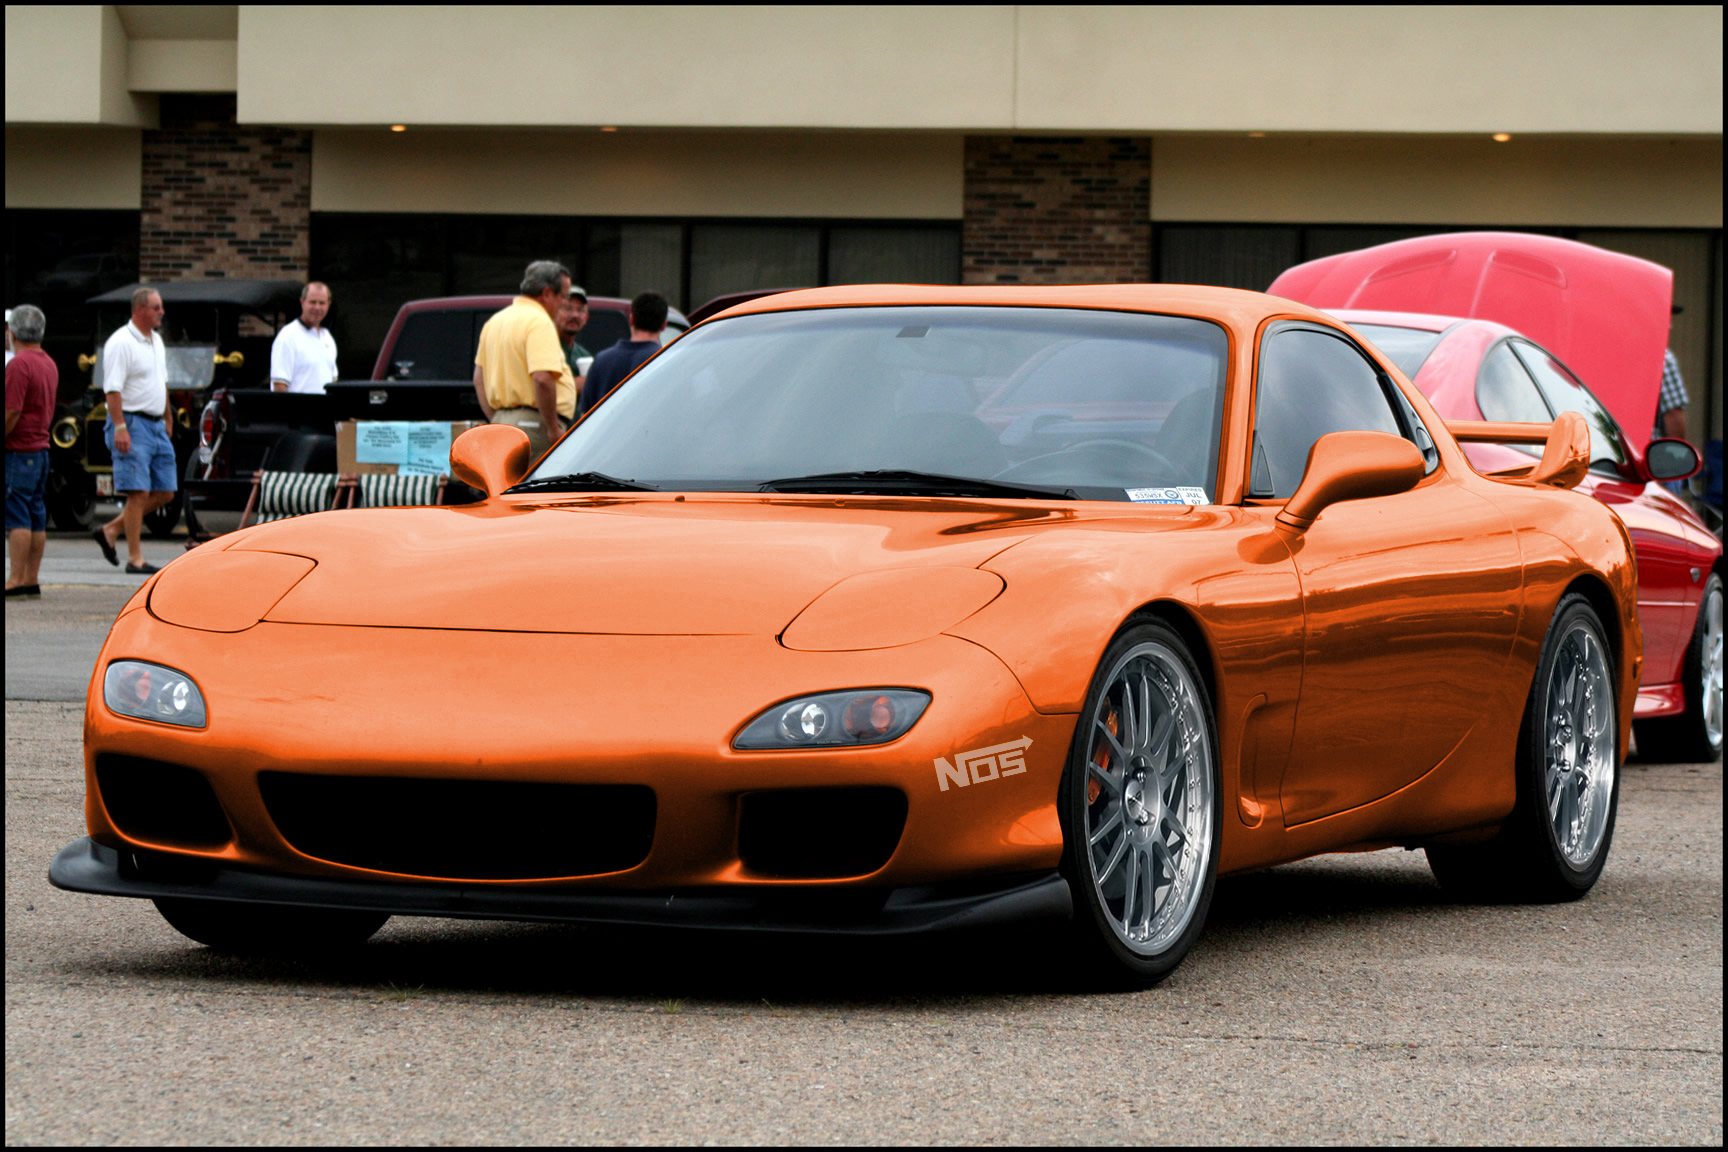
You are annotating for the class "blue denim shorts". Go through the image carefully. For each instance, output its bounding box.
[105,415,179,494]
[5,449,50,532]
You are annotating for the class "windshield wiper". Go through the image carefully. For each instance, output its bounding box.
[759,469,1076,500]
[505,471,659,493]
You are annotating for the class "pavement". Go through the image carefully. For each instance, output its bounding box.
[4,530,1722,1144]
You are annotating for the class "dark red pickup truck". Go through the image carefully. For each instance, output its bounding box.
[187,294,688,531]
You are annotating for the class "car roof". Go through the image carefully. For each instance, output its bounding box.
[702,282,1334,332]
[88,280,304,311]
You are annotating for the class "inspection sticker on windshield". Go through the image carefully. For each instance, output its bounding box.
[1126,487,1208,505]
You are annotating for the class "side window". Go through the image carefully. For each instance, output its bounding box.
[1476,342,1555,424]
[1251,326,1405,499]
[389,310,473,381]
[1508,341,1629,472]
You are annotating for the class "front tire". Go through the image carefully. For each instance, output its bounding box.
[154,897,388,954]
[1428,593,1619,901]
[1634,572,1723,763]
[1060,620,1221,986]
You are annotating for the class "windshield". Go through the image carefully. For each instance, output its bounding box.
[1346,323,1445,380]
[533,306,1230,501]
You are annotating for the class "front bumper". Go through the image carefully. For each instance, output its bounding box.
[50,838,1071,936]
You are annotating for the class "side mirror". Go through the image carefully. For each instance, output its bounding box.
[1276,431,1426,530]
[450,424,530,498]
[1646,437,1701,482]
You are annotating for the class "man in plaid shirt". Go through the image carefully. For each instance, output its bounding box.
[1654,348,1691,495]
[1655,348,1690,443]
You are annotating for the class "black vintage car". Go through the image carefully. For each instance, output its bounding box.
[52,280,303,535]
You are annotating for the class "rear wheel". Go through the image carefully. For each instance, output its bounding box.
[1428,593,1619,901]
[1060,620,1221,986]
[1633,572,1723,763]
[153,897,388,954]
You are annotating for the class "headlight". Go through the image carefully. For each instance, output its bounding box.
[733,688,930,750]
[103,660,207,728]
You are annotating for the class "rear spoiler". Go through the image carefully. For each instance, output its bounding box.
[1446,411,1590,490]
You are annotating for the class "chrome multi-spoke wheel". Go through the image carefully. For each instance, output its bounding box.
[1542,620,1616,868]
[1064,622,1219,982]
[1634,572,1723,763]
[1704,580,1725,751]
[1428,593,1620,902]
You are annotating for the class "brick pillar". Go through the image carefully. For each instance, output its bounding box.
[140,95,311,282]
[962,136,1151,285]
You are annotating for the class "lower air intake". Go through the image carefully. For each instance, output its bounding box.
[738,787,908,879]
[258,773,655,880]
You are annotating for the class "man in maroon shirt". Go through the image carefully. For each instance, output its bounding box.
[5,305,57,596]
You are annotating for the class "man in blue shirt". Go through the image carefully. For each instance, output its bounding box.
[579,291,668,416]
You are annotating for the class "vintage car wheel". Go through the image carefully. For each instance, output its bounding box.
[1633,572,1724,764]
[1428,593,1619,902]
[46,467,97,532]
[153,897,388,954]
[144,489,184,538]
[1060,620,1221,986]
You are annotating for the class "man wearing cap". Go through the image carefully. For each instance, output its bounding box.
[558,283,592,424]
[270,281,339,394]
[94,287,176,575]
[473,260,576,461]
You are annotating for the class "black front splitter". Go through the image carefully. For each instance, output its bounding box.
[49,838,1072,937]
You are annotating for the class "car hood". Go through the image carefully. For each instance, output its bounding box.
[1267,232,1672,447]
[218,496,1103,636]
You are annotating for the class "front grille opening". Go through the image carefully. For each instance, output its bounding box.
[257,774,656,881]
[738,787,908,879]
[94,754,232,848]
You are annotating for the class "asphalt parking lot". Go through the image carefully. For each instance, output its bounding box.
[5,533,1722,1144]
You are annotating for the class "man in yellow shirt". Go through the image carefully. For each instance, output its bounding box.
[472,260,577,461]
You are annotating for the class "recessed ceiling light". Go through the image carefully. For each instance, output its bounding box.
[600,126,618,133]
[390,125,407,133]
[1247,131,1267,138]
[1492,132,1511,142]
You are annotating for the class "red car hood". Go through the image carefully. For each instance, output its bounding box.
[1268,232,1672,446]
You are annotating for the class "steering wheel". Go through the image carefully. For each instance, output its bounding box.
[995,438,1181,485]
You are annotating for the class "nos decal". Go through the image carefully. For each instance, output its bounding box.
[935,737,1032,792]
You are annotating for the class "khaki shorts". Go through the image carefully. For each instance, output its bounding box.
[490,407,556,463]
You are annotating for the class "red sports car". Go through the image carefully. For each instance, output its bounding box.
[1270,233,1722,762]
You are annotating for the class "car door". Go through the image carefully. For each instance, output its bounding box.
[1252,324,1525,827]
[1507,339,1702,684]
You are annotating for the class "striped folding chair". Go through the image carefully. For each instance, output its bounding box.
[354,471,448,509]
[237,470,342,529]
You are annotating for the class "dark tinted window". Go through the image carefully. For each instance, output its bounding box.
[1253,327,1402,499]
[386,310,475,381]
[575,309,631,355]
[1509,341,1628,472]
[1476,342,1554,424]
[1347,323,1445,380]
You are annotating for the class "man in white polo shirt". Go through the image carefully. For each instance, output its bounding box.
[94,287,176,575]
[269,281,338,394]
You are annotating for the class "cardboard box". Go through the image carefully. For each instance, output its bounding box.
[336,420,483,475]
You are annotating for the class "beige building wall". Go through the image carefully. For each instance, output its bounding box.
[1152,135,1724,228]
[312,130,964,219]
[238,5,1719,135]
[4,5,155,128]
[1017,6,1722,135]
[3,127,143,210]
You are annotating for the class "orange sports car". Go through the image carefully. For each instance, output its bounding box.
[52,284,1640,985]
